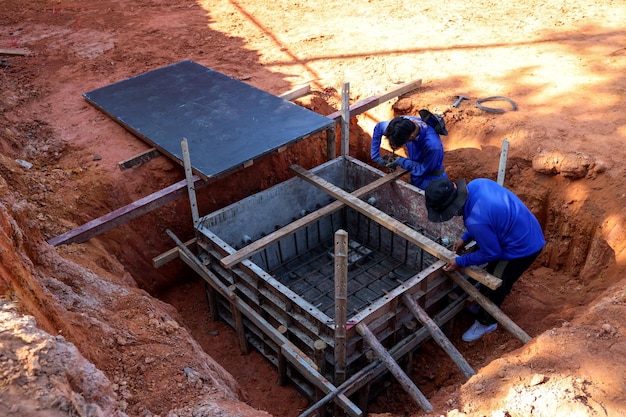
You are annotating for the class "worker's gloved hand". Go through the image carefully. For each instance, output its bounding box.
[375,157,387,168]
[385,156,401,168]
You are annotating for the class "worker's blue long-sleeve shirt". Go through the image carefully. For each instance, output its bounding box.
[370,116,446,190]
[456,178,546,268]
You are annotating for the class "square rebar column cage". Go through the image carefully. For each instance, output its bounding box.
[194,156,467,407]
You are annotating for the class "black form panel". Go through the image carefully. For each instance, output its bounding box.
[84,60,334,179]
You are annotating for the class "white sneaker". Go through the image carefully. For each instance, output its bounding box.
[462,320,498,342]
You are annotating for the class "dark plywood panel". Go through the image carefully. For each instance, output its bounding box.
[84,60,334,179]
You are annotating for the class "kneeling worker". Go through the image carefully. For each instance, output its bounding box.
[370,115,447,190]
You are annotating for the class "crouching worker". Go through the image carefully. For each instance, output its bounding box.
[370,115,447,190]
[424,177,545,342]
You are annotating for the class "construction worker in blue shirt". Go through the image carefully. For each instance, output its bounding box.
[424,177,546,342]
[370,115,447,190]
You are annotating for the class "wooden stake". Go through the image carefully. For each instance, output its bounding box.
[181,138,199,225]
[341,82,350,157]
[497,138,509,186]
[334,230,348,386]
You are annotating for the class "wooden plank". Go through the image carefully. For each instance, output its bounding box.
[47,175,206,246]
[325,79,422,122]
[152,237,197,268]
[278,84,311,102]
[0,48,28,56]
[220,168,407,268]
[118,148,162,171]
[449,271,532,344]
[356,322,433,411]
[497,138,509,186]
[289,164,503,290]
[401,294,475,378]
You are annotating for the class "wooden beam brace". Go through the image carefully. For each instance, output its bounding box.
[220,167,407,268]
[47,175,206,246]
[282,344,362,417]
[401,294,475,378]
[289,164,503,290]
[356,322,433,411]
[325,79,422,122]
[449,271,531,344]
[152,237,197,268]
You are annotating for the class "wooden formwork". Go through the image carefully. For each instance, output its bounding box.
[160,156,528,416]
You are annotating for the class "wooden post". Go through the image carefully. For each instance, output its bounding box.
[401,294,475,378]
[355,322,433,412]
[314,339,328,376]
[181,138,200,225]
[228,284,250,354]
[341,82,350,157]
[204,282,218,322]
[334,230,349,386]
[450,271,531,344]
[326,126,336,160]
[497,138,509,186]
[278,325,289,386]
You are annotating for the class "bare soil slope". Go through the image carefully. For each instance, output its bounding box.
[1,1,626,416]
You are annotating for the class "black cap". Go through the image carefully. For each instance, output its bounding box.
[425,178,468,222]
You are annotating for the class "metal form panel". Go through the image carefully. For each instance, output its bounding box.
[83,60,334,180]
[194,157,468,408]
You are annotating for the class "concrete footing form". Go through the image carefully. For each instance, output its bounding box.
[165,156,512,416]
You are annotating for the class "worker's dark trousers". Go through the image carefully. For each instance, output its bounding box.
[476,249,542,325]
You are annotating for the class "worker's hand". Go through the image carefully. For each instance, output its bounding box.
[375,157,387,168]
[443,258,460,272]
[452,238,466,253]
[385,156,401,168]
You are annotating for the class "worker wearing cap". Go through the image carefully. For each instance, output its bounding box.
[370,115,447,190]
[424,177,545,342]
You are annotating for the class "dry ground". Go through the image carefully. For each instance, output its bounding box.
[1,1,626,416]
